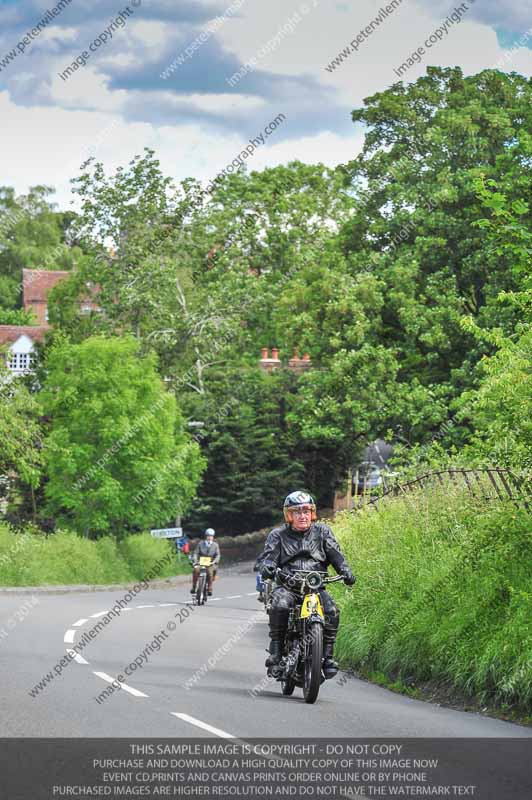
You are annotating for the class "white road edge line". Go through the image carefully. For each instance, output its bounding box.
[158,603,178,607]
[72,618,89,627]
[66,648,88,665]
[171,712,236,739]
[225,595,242,599]
[93,671,148,698]
[136,605,155,609]
[90,611,108,618]
[64,629,76,644]
[246,592,257,596]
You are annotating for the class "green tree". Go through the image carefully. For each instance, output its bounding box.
[183,368,305,534]
[0,308,36,325]
[0,186,83,311]
[332,67,532,456]
[0,364,43,519]
[459,328,532,469]
[456,180,532,469]
[39,336,205,537]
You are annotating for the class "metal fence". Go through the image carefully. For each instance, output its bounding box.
[352,468,531,512]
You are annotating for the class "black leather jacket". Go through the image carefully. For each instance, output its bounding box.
[256,522,348,575]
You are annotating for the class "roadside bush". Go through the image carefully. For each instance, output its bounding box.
[0,525,188,586]
[117,532,179,580]
[94,536,131,584]
[332,482,532,711]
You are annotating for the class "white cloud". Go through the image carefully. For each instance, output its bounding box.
[0,91,351,209]
[248,128,365,172]
[219,0,532,108]
[1,0,531,211]
[129,20,170,53]
[179,92,266,112]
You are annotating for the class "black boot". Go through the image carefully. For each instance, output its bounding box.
[265,639,283,669]
[266,608,288,675]
[322,640,338,679]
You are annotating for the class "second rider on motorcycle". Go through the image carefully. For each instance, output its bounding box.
[256,491,356,679]
[191,528,220,596]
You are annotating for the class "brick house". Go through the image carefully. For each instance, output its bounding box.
[22,268,71,324]
[0,269,99,376]
[0,325,49,376]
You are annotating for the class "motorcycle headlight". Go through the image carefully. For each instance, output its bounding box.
[306,571,323,591]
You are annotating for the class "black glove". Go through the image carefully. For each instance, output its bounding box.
[340,565,356,586]
[261,564,276,579]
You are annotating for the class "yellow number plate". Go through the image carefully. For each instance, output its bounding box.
[300,593,324,619]
[199,556,212,566]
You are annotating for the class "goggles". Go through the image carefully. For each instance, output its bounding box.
[288,505,314,516]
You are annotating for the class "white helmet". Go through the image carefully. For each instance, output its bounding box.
[205,528,215,537]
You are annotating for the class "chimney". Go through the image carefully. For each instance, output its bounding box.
[288,349,312,374]
[259,347,281,373]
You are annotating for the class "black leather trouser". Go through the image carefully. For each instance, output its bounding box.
[268,586,339,644]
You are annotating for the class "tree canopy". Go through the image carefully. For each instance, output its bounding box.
[1,66,531,533]
[39,336,205,537]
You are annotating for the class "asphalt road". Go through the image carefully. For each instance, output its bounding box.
[1,561,530,741]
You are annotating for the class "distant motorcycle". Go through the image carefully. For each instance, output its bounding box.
[191,555,213,606]
[268,568,345,704]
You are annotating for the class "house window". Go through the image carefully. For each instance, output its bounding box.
[7,352,32,374]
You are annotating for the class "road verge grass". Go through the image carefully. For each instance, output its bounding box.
[0,525,189,586]
[332,483,532,717]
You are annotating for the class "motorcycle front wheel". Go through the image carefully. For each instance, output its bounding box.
[303,622,323,704]
[281,675,296,695]
[196,574,206,606]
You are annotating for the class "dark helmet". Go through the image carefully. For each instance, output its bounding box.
[283,491,317,523]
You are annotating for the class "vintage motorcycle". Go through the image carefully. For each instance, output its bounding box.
[269,568,345,704]
[192,555,213,606]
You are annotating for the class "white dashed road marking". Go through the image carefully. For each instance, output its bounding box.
[67,648,88,665]
[171,712,236,738]
[63,590,259,734]
[93,671,148,698]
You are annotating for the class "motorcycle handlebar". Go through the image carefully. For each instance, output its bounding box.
[275,568,346,586]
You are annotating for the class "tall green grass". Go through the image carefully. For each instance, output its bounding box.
[332,483,532,711]
[0,525,190,587]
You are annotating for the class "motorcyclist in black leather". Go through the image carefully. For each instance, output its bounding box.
[257,491,356,679]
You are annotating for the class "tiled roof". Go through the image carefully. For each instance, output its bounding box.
[0,325,50,345]
[22,269,70,304]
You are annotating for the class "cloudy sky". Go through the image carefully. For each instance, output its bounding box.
[0,0,531,209]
